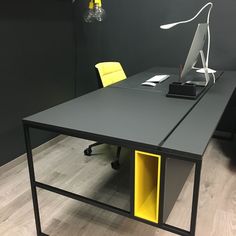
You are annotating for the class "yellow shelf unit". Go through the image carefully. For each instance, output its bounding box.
[134,151,161,223]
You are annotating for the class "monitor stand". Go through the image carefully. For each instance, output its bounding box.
[185,50,210,87]
[197,68,217,74]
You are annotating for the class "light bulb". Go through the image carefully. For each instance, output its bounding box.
[84,0,106,23]
[84,9,95,23]
[84,1,95,23]
[94,2,106,22]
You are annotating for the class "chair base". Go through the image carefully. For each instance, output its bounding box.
[84,142,103,156]
[111,160,120,170]
[84,147,92,156]
[84,143,122,170]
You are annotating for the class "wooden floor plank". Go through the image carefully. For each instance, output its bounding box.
[0,136,235,236]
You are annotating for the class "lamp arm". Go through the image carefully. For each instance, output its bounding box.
[170,2,213,26]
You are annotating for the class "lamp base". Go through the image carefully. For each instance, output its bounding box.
[196,68,216,74]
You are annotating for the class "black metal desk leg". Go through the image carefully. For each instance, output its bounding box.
[23,124,46,236]
[190,160,202,236]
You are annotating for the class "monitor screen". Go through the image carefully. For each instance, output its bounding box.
[181,23,208,79]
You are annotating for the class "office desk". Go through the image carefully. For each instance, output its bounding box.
[23,67,236,236]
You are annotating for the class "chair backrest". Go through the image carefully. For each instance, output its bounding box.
[95,62,127,87]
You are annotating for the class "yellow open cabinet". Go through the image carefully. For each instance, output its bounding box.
[134,151,161,223]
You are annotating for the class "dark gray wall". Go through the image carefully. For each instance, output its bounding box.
[75,0,236,131]
[0,1,75,166]
[1,0,235,166]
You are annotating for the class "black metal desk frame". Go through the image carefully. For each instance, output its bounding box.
[23,121,202,236]
[23,68,236,236]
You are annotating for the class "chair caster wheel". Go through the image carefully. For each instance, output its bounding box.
[111,161,120,170]
[84,147,92,156]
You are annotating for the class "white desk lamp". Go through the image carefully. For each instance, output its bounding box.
[160,2,216,74]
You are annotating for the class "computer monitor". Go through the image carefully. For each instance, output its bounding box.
[181,23,209,86]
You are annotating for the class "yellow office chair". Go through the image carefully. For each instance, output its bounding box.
[84,62,127,170]
[95,62,126,87]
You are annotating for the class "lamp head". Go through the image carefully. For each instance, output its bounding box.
[160,22,181,29]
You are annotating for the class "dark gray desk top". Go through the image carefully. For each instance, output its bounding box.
[24,86,196,151]
[23,68,236,159]
[111,66,220,95]
[111,67,179,93]
[162,71,236,158]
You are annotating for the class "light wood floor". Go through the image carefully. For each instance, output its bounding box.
[0,135,236,236]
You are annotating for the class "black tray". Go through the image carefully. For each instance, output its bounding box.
[166,82,206,100]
